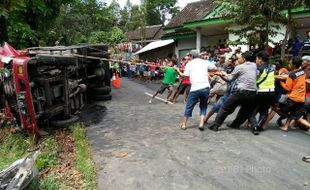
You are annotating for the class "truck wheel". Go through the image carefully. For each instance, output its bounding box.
[90,86,111,95]
[103,61,111,86]
[90,94,112,101]
[50,115,79,127]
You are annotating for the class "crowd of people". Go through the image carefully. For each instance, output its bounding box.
[145,31,310,137]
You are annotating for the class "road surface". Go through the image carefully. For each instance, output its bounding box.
[86,78,310,190]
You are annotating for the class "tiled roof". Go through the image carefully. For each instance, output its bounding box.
[165,0,217,29]
[127,25,163,41]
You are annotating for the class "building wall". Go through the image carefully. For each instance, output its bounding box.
[202,34,228,47]
[296,28,310,39]
[175,38,196,59]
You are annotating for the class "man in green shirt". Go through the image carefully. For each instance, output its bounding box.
[149,59,178,104]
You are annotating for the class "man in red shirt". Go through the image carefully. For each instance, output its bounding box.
[148,60,157,81]
[170,55,191,103]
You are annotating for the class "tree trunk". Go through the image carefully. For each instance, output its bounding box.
[266,19,269,50]
[0,16,8,45]
[280,3,292,61]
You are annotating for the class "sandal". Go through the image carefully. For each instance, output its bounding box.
[279,127,288,132]
[198,125,204,131]
[302,156,310,163]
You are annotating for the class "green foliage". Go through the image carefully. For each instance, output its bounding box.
[2,0,73,47]
[89,31,109,44]
[88,27,125,46]
[110,26,125,45]
[37,174,61,190]
[144,0,179,25]
[8,23,38,49]
[0,133,29,170]
[2,0,179,47]
[221,0,308,49]
[71,123,96,190]
[36,136,60,171]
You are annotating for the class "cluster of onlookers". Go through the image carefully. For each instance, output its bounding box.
[147,31,310,137]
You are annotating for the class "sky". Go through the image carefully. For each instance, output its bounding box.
[104,0,201,9]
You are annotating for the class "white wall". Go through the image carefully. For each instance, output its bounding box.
[228,33,248,52]
[270,24,286,44]
[202,34,228,47]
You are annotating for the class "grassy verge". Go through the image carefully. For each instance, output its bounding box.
[71,123,96,190]
[0,123,96,190]
[0,132,30,170]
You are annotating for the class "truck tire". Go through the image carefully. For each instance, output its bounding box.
[90,86,111,95]
[103,61,111,86]
[90,94,112,101]
[50,115,79,127]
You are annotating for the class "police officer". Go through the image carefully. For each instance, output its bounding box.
[209,51,257,132]
[248,51,275,135]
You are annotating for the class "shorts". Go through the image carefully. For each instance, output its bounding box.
[287,99,306,120]
[150,71,155,77]
[177,84,190,95]
[157,84,173,94]
[305,96,310,113]
[184,87,210,117]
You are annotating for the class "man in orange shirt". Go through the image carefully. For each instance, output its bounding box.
[279,57,310,131]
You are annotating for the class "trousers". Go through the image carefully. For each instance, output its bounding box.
[213,90,256,127]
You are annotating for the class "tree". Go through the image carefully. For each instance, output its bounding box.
[1,0,73,48]
[144,0,179,26]
[0,0,24,44]
[119,0,132,32]
[278,0,310,59]
[222,0,287,49]
[222,0,309,59]
[109,0,121,26]
[48,0,116,46]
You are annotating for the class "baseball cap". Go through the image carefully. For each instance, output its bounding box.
[302,55,310,61]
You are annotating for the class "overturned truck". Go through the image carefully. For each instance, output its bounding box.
[0,43,111,134]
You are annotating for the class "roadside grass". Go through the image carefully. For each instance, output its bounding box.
[0,132,29,171]
[0,123,96,190]
[71,123,96,190]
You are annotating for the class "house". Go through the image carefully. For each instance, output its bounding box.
[124,25,175,60]
[162,0,310,59]
[127,24,163,44]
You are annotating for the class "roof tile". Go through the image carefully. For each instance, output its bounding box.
[165,0,217,29]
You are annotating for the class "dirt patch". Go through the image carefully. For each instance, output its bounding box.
[39,129,86,189]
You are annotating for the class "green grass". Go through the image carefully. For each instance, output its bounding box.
[36,136,60,171]
[38,173,61,190]
[0,133,30,170]
[0,123,96,190]
[71,123,96,190]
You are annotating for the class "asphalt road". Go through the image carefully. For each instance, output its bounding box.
[86,78,310,190]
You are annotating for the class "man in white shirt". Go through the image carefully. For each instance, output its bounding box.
[178,50,218,130]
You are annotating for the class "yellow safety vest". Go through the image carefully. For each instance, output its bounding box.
[256,66,275,92]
